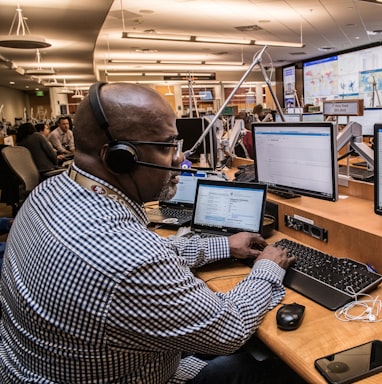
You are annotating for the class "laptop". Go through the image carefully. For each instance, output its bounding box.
[186,179,267,237]
[146,172,207,227]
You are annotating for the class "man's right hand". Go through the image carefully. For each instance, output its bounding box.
[256,244,295,270]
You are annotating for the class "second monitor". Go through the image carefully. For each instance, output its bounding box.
[176,117,217,168]
[252,121,338,202]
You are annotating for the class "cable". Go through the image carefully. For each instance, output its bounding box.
[335,291,382,323]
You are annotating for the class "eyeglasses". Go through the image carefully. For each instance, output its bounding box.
[128,139,183,159]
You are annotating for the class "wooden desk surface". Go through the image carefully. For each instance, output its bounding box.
[153,159,382,383]
[156,228,382,384]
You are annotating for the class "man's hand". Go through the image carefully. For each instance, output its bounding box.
[256,244,295,270]
[228,232,295,270]
[228,232,267,259]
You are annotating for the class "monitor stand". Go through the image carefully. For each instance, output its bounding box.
[268,187,301,199]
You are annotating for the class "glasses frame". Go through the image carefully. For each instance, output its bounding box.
[127,139,183,159]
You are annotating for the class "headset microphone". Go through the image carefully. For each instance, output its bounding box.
[135,160,198,173]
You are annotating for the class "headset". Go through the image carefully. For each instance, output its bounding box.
[89,81,197,174]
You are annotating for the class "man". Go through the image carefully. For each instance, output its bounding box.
[1,82,297,383]
[48,116,75,154]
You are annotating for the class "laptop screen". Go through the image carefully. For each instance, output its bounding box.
[191,179,267,235]
[163,172,207,206]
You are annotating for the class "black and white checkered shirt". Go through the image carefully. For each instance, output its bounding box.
[1,164,286,383]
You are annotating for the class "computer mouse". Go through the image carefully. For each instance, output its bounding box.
[276,303,305,331]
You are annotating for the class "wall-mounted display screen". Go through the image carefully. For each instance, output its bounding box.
[303,44,382,108]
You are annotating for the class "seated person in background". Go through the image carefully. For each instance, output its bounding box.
[35,122,52,140]
[48,116,75,155]
[1,82,301,384]
[253,104,273,122]
[36,122,67,165]
[16,122,62,175]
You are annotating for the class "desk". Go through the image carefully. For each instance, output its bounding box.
[153,159,382,383]
[156,229,382,384]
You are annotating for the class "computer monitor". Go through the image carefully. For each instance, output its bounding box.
[374,123,382,215]
[176,117,217,168]
[252,122,338,201]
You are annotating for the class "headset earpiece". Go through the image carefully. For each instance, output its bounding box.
[105,141,139,174]
[89,81,139,173]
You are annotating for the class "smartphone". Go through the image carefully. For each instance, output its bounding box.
[314,340,382,384]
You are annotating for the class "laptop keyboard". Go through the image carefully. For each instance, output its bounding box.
[338,165,374,182]
[148,207,192,218]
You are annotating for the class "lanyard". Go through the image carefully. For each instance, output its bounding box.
[67,166,147,226]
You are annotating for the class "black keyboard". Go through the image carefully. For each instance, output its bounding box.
[338,165,374,182]
[275,238,382,310]
[149,207,191,218]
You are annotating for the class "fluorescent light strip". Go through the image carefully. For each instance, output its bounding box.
[194,36,253,45]
[123,31,304,48]
[204,61,244,66]
[123,32,190,41]
[161,60,203,65]
[255,40,305,48]
[110,59,158,64]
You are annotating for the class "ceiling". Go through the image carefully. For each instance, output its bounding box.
[0,0,382,92]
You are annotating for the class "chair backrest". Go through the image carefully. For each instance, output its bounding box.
[1,146,41,194]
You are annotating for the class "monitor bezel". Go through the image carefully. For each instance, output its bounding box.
[252,121,338,202]
[374,123,382,215]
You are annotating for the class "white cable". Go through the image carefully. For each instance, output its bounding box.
[335,293,382,323]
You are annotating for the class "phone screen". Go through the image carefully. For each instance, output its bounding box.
[314,340,382,384]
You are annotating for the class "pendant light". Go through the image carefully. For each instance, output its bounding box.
[0,5,51,49]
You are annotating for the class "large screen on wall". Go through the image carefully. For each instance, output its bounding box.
[303,44,382,108]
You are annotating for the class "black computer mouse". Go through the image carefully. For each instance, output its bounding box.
[276,303,305,331]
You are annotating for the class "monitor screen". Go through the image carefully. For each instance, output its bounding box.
[252,122,338,201]
[176,117,217,168]
[374,123,382,215]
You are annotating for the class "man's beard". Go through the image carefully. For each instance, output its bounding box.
[155,172,178,201]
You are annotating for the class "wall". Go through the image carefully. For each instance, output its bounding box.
[0,86,29,125]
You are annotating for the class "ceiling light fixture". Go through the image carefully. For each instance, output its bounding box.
[165,85,174,96]
[25,49,56,76]
[122,32,191,41]
[256,24,305,48]
[194,36,253,45]
[43,77,65,87]
[72,89,84,99]
[122,30,304,48]
[255,40,304,48]
[0,5,51,49]
[58,79,74,94]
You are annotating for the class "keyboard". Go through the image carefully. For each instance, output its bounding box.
[338,165,374,182]
[275,238,382,310]
[148,207,192,219]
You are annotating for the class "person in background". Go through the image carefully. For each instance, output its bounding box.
[16,122,61,175]
[35,122,51,139]
[48,116,75,154]
[253,104,273,122]
[0,82,301,384]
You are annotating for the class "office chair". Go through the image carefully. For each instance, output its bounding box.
[0,146,64,216]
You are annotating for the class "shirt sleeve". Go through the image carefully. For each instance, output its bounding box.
[67,130,75,152]
[167,234,230,268]
[40,135,58,164]
[106,236,285,357]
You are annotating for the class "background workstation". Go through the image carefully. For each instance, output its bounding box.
[2,0,382,383]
